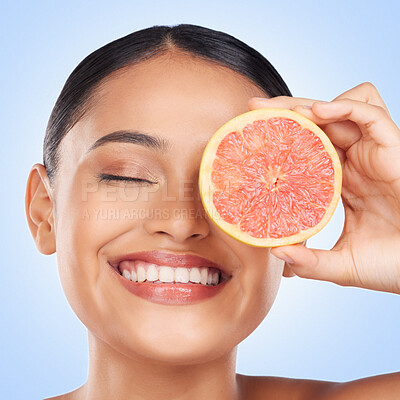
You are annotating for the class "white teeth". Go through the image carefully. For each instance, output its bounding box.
[118,261,226,286]
[212,271,219,285]
[130,268,137,282]
[200,268,208,285]
[175,267,189,283]
[137,265,146,282]
[189,267,201,283]
[159,266,174,282]
[146,264,158,282]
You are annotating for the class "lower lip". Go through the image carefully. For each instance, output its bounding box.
[107,263,230,305]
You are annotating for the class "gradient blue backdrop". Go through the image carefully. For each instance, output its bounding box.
[1,1,399,399]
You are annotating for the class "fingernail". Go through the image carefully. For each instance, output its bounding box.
[275,252,295,264]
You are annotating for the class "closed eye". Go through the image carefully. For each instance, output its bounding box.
[96,173,157,185]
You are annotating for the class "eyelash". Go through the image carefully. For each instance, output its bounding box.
[97,173,157,185]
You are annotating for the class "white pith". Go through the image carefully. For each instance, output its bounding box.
[118,260,224,286]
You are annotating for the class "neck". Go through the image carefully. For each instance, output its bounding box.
[76,331,242,400]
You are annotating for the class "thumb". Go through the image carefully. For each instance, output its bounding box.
[271,244,347,285]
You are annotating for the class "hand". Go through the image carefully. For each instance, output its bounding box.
[248,82,400,295]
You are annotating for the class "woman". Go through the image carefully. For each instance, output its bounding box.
[25,24,400,399]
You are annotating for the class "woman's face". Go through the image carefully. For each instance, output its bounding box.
[51,52,285,364]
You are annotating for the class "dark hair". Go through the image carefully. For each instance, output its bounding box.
[43,24,292,184]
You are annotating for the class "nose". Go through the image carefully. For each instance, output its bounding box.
[142,180,210,244]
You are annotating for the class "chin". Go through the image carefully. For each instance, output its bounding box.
[129,336,232,366]
[100,314,236,366]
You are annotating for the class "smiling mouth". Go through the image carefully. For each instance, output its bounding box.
[106,250,232,304]
[112,260,230,286]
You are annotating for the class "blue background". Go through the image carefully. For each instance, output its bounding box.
[1,1,400,399]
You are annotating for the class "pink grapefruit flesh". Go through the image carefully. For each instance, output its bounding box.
[199,108,342,247]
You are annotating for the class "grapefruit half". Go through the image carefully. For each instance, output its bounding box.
[199,108,342,247]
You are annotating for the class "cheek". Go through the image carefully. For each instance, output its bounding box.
[252,253,283,307]
[239,263,283,341]
[55,177,157,257]
[218,239,284,339]
[53,178,145,328]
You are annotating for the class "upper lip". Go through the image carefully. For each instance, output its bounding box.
[108,250,231,276]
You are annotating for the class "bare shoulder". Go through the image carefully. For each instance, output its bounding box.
[44,386,83,400]
[44,395,67,400]
[44,394,73,400]
[237,372,400,400]
[316,372,400,400]
[236,373,334,400]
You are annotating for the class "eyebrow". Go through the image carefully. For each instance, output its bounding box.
[86,130,170,154]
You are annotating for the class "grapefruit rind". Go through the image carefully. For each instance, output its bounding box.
[198,108,342,247]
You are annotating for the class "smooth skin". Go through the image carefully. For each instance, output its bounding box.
[25,50,399,399]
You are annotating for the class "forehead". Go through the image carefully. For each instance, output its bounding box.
[61,53,266,166]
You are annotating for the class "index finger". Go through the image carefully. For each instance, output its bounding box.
[333,82,390,115]
[310,99,400,147]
